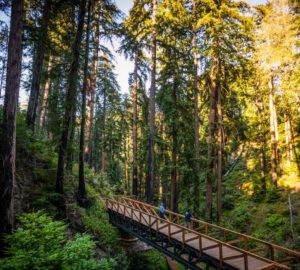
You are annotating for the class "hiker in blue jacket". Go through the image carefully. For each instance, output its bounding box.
[159,202,165,222]
[185,209,192,229]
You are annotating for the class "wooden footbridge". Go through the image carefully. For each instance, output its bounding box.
[105,196,300,270]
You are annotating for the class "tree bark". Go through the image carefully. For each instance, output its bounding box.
[132,49,139,196]
[66,119,75,172]
[0,0,24,257]
[257,95,267,193]
[206,61,217,221]
[269,78,277,187]
[290,119,300,173]
[85,13,100,166]
[146,0,157,203]
[39,55,52,128]
[192,0,200,215]
[273,93,283,176]
[284,110,293,166]
[26,0,51,131]
[78,0,92,205]
[158,112,164,201]
[101,89,107,173]
[216,72,222,223]
[56,0,86,194]
[170,77,178,212]
[125,137,130,193]
[0,30,8,98]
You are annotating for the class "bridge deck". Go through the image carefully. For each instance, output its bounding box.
[106,197,300,270]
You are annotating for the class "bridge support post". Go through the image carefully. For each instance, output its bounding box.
[118,228,153,252]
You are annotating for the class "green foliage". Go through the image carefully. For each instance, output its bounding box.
[264,214,286,229]
[0,212,115,270]
[128,250,168,270]
[83,204,120,248]
[62,234,116,270]
[230,199,251,229]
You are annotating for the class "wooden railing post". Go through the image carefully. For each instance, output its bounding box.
[269,245,275,261]
[199,236,202,253]
[244,237,249,250]
[219,243,223,267]
[244,253,248,270]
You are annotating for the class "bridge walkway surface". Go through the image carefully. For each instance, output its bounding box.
[105,196,300,270]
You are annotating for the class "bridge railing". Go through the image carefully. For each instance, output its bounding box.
[116,196,300,268]
[106,197,290,270]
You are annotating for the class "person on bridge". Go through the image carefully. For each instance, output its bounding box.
[185,209,192,230]
[159,202,165,222]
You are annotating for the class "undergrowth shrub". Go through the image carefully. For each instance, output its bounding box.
[0,212,115,270]
[83,204,120,248]
[128,250,168,270]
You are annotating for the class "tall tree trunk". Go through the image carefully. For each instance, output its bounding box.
[132,49,139,196]
[273,95,283,176]
[56,0,86,194]
[146,0,157,203]
[85,15,100,166]
[257,96,267,194]
[269,78,278,187]
[290,119,300,173]
[125,137,130,193]
[192,0,200,215]
[284,110,293,166]
[0,30,8,98]
[26,0,51,131]
[170,77,178,212]
[39,55,52,128]
[66,120,75,172]
[101,89,107,173]
[158,112,164,200]
[206,61,217,221]
[0,0,24,257]
[78,0,91,205]
[216,73,222,223]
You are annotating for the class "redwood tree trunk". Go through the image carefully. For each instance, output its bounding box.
[39,55,52,128]
[170,77,178,212]
[257,96,267,194]
[216,77,222,223]
[284,110,293,166]
[101,89,107,173]
[206,61,217,221]
[158,112,164,200]
[0,31,8,98]
[146,0,157,203]
[269,78,278,187]
[78,0,92,205]
[85,14,100,166]
[192,9,200,215]
[0,0,24,256]
[132,49,139,196]
[273,94,283,176]
[26,0,51,131]
[56,0,86,194]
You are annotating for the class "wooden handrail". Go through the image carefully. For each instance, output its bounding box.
[120,196,300,263]
[105,198,290,270]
